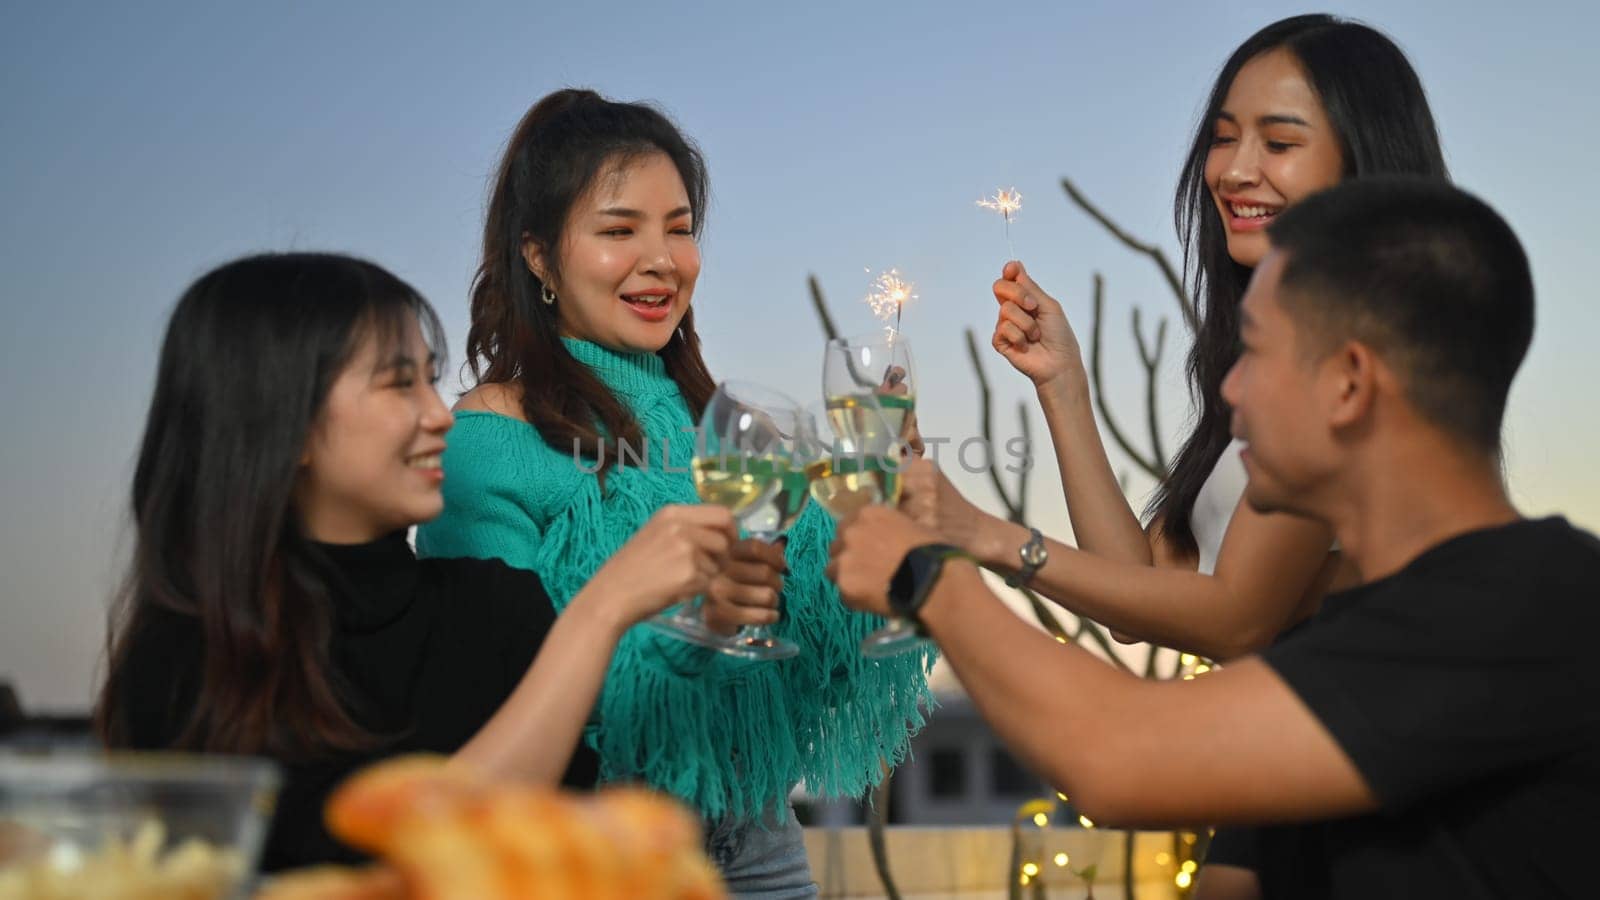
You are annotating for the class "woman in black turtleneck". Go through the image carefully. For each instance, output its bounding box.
[94,254,784,872]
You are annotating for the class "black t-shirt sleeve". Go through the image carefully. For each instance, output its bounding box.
[1263,539,1599,811]
[451,557,600,789]
[482,561,560,680]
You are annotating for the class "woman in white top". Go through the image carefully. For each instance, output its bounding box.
[900,15,1450,900]
[906,14,1447,659]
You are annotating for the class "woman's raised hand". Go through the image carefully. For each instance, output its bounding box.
[991,260,1086,392]
[702,538,786,635]
[585,505,738,628]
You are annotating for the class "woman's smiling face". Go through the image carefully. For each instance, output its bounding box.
[1205,47,1346,268]
[526,151,701,354]
[295,313,454,543]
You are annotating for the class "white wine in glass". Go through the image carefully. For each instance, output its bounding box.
[692,455,781,516]
[806,454,900,519]
[698,382,809,660]
[807,382,929,660]
[823,394,915,453]
[822,332,917,448]
[644,383,788,653]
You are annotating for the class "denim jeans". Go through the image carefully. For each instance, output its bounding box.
[704,804,818,899]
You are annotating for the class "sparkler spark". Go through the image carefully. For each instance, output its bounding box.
[865,268,916,336]
[977,187,1023,258]
[977,187,1023,222]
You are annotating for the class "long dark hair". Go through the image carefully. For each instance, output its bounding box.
[96,253,446,758]
[1151,14,1450,554]
[468,89,716,475]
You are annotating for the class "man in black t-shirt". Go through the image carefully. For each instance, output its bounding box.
[827,177,1599,898]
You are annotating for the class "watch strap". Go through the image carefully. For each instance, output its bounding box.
[891,543,974,631]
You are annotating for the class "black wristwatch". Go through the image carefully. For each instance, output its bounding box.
[1004,527,1047,588]
[889,543,974,633]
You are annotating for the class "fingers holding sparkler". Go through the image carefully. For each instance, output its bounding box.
[996,299,1042,344]
[989,260,1086,389]
[995,260,1045,315]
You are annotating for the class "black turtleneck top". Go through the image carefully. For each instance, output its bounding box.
[112,532,600,872]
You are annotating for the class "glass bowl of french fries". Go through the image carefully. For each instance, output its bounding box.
[0,750,279,900]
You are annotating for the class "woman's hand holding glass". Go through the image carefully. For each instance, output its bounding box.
[576,504,738,634]
[707,382,814,659]
[702,538,786,636]
[644,381,807,659]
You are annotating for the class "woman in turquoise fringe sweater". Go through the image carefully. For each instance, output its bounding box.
[415,89,934,897]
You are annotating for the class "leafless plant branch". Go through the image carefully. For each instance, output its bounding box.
[808,274,841,342]
[1061,177,1197,333]
[1089,274,1164,480]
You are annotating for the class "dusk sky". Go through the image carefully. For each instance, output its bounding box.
[4,0,1596,709]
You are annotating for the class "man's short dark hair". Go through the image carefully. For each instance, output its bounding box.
[1267,177,1534,455]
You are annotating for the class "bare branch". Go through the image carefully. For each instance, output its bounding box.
[1088,274,1164,481]
[1014,401,1033,522]
[1153,318,1169,469]
[1061,177,1198,333]
[964,328,1024,521]
[1023,590,1134,673]
[1132,308,1155,370]
[808,274,840,342]
[868,776,901,900]
[1123,834,1136,900]
[1061,604,1137,675]
[1131,309,1169,470]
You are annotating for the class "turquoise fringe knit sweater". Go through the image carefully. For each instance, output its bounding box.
[416,339,935,822]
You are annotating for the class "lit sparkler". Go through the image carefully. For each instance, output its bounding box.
[865,267,916,337]
[977,187,1023,258]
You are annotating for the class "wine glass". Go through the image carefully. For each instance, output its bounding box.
[807,374,928,658]
[821,331,917,452]
[645,381,803,660]
[713,383,812,661]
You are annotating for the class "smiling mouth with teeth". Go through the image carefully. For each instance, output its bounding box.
[407,454,442,470]
[1229,202,1281,219]
[622,293,672,307]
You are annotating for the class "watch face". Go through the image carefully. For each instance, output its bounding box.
[1021,531,1047,566]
